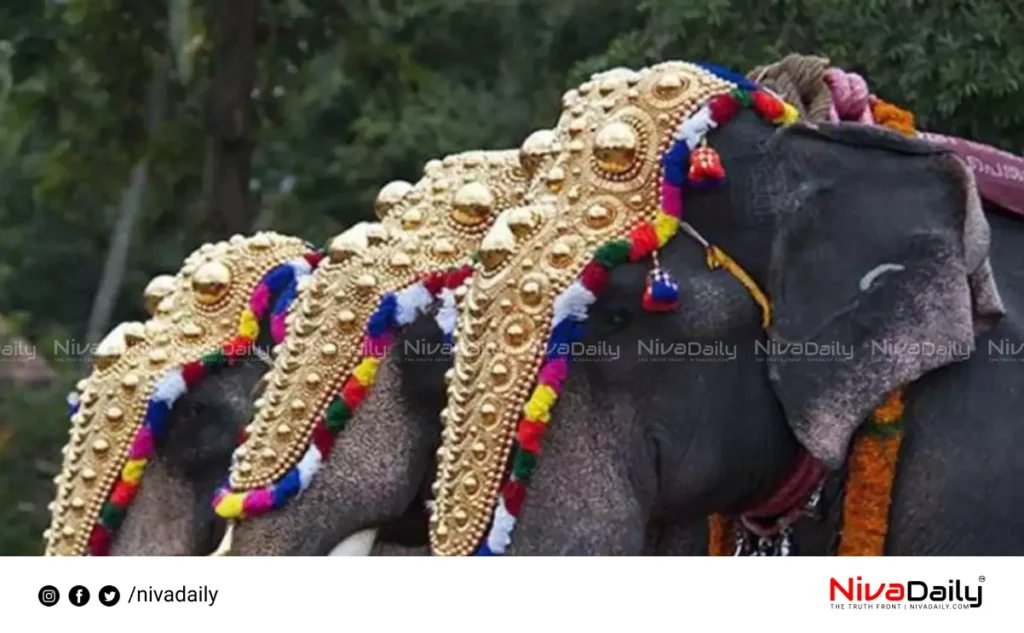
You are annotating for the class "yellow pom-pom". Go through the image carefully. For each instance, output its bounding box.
[237,308,260,340]
[214,493,246,519]
[523,385,558,423]
[654,212,679,247]
[352,357,380,387]
[776,102,799,125]
[121,458,148,484]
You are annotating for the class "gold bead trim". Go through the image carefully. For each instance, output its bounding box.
[228,149,543,491]
[43,232,310,556]
[430,62,734,556]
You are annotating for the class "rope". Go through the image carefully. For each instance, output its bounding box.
[746,53,835,123]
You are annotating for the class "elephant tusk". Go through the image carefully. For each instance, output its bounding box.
[859,263,905,291]
[209,520,236,556]
[327,528,378,556]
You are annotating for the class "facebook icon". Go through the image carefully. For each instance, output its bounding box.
[69,585,90,606]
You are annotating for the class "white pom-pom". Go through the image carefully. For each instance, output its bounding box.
[675,106,717,148]
[152,368,187,404]
[395,282,434,326]
[552,280,596,326]
[296,445,322,492]
[486,498,518,555]
[434,288,458,335]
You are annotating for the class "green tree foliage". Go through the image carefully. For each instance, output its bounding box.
[1,0,1022,554]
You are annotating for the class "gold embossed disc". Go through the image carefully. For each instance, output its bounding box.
[44,232,310,556]
[227,149,547,494]
[430,62,735,556]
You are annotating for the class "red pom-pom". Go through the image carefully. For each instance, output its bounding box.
[446,265,473,289]
[421,273,444,296]
[708,93,742,124]
[516,419,546,454]
[688,146,726,184]
[311,421,335,458]
[502,479,528,517]
[88,525,112,556]
[751,91,784,121]
[223,335,253,361]
[235,428,249,445]
[110,480,139,507]
[579,261,610,296]
[304,252,325,269]
[181,361,206,388]
[341,378,368,409]
[628,223,659,262]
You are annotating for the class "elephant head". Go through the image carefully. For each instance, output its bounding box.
[430,61,1004,556]
[44,233,319,555]
[212,147,554,555]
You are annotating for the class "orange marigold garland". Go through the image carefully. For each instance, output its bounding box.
[707,514,733,556]
[836,389,906,556]
[870,97,916,137]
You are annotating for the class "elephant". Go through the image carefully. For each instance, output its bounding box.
[43,232,330,556]
[427,60,1024,557]
[200,147,558,556]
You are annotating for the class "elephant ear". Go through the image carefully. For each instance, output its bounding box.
[764,122,1004,468]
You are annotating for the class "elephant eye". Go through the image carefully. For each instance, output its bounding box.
[605,308,633,330]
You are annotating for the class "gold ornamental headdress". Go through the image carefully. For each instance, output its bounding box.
[211,148,555,527]
[46,232,320,556]
[430,62,798,555]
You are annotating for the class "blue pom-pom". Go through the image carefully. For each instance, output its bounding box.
[473,542,496,556]
[547,318,585,361]
[650,271,680,303]
[697,62,758,91]
[366,293,398,337]
[271,279,299,317]
[145,400,172,440]
[262,264,296,294]
[273,469,302,507]
[661,142,690,186]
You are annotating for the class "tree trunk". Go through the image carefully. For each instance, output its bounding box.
[205,0,259,240]
[84,64,168,348]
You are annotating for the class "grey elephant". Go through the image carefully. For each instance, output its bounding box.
[215,110,709,558]
[197,148,552,556]
[426,60,1024,557]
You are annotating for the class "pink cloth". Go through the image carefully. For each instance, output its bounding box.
[917,132,1024,217]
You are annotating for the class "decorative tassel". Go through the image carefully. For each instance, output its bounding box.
[642,266,680,312]
[687,141,725,186]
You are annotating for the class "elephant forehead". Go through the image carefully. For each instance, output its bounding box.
[226,150,534,493]
[433,62,738,556]
[45,232,311,556]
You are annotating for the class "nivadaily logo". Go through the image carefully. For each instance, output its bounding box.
[830,576,984,610]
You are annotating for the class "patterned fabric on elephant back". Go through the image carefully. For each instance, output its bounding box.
[47,233,320,555]
[211,148,555,527]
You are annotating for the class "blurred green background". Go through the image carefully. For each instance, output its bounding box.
[1,0,1022,555]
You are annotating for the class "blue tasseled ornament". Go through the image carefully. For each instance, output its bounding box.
[642,267,680,312]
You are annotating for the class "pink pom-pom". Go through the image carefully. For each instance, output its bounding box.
[537,358,569,392]
[128,427,155,459]
[242,489,274,516]
[250,283,271,317]
[661,180,683,218]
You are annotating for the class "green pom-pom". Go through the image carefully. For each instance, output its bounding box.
[731,88,754,107]
[100,502,127,529]
[201,350,227,368]
[324,396,352,433]
[593,240,631,269]
[512,450,538,481]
